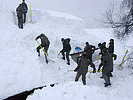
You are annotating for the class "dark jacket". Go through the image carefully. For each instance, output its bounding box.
[16,4,23,18]
[102,52,117,72]
[108,42,114,54]
[21,2,28,13]
[61,38,71,52]
[36,34,50,46]
[75,57,95,74]
[84,44,95,58]
[99,43,107,55]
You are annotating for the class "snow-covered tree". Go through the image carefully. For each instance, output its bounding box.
[122,0,133,9]
[104,0,133,39]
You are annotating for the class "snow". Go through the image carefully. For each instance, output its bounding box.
[27,79,133,100]
[46,10,83,21]
[0,0,133,100]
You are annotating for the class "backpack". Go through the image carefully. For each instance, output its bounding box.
[22,3,28,13]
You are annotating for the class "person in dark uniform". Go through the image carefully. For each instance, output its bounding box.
[60,38,71,65]
[84,42,95,61]
[107,39,115,77]
[97,42,107,74]
[99,49,117,87]
[35,34,50,64]
[16,4,23,29]
[74,53,96,85]
[21,0,28,23]
[108,39,114,54]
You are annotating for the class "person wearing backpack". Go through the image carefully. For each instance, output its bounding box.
[16,4,23,29]
[60,38,71,65]
[21,0,28,23]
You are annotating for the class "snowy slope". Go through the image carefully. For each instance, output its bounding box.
[0,1,133,100]
[27,79,133,100]
[0,9,85,99]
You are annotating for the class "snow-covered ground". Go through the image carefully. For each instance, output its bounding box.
[0,1,133,100]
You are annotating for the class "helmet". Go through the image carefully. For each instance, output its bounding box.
[40,33,45,37]
[61,38,64,41]
[86,42,89,45]
[98,43,101,47]
[110,39,114,42]
[102,42,106,45]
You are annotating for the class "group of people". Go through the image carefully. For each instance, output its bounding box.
[16,0,28,29]
[35,33,71,65]
[74,39,117,87]
[35,33,117,87]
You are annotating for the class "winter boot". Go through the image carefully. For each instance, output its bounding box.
[93,68,96,73]
[67,62,70,65]
[104,83,111,87]
[100,76,103,79]
[110,73,113,77]
[62,57,65,60]
[46,60,48,64]
[38,53,40,57]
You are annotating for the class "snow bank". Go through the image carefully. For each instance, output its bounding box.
[47,10,83,21]
[0,3,133,100]
[27,81,133,100]
[0,8,86,99]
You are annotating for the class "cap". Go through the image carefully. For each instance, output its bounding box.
[61,38,64,41]
[110,39,114,42]
[98,43,101,46]
[86,42,89,45]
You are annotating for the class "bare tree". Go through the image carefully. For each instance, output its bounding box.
[122,0,133,9]
[104,0,133,39]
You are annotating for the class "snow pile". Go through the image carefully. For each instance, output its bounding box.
[0,9,87,99]
[47,10,83,21]
[27,81,133,100]
[0,1,133,100]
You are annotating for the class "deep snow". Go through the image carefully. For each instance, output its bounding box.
[0,0,133,100]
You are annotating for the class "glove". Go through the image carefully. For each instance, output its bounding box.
[99,52,102,55]
[74,70,77,72]
[97,68,100,72]
[93,70,96,73]
[93,68,96,73]
[74,67,78,72]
